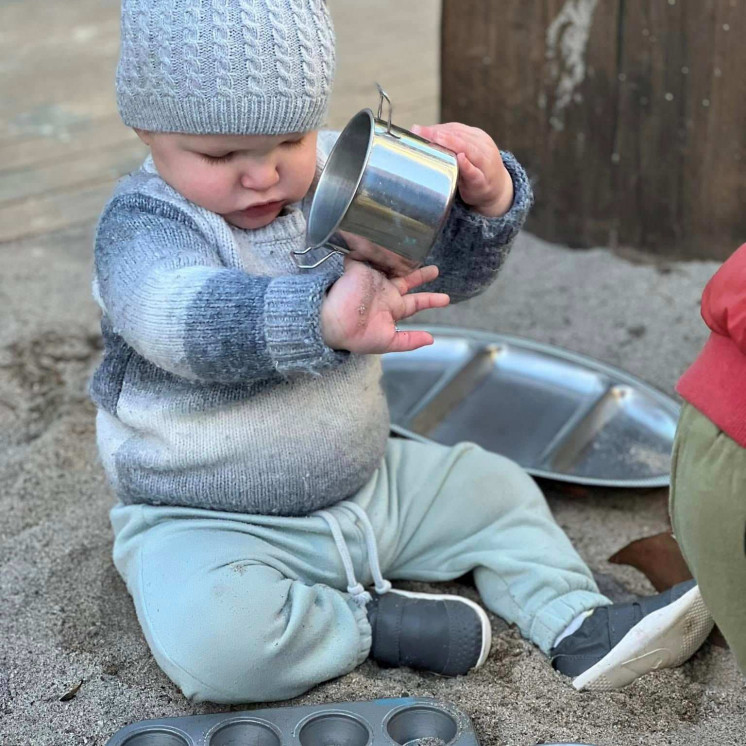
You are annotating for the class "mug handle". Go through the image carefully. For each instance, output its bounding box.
[291,244,345,269]
[376,83,400,140]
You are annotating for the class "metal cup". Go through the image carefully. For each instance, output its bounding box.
[294,86,459,276]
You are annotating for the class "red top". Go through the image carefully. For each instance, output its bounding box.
[677,243,746,447]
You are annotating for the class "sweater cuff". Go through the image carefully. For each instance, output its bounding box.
[500,150,533,230]
[264,273,348,376]
[451,150,533,246]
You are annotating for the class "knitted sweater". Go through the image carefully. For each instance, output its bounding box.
[90,132,533,515]
[677,243,746,448]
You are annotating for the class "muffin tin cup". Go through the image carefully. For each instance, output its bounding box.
[106,697,474,746]
[384,703,461,746]
[297,711,373,746]
[207,718,283,746]
[119,728,192,746]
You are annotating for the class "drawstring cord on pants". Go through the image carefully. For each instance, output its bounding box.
[317,501,392,608]
[338,502,392,596]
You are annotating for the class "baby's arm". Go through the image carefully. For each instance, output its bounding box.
[413,124,534,302]
[319,124,533,303]
[95,195,345,383]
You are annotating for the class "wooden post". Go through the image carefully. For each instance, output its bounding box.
[442,0,746,260]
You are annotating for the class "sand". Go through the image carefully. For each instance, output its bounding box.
[2,225,745,746]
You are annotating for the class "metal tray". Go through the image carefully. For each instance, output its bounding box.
[105,697,477,746]
[382,326,679,488]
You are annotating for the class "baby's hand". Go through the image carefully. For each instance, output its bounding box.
[320,258,450,354]
[411,123,513,218]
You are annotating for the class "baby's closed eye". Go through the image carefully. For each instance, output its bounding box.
[281,137,306,149]
[199,152,236,165]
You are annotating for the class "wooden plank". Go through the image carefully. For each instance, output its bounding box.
[442,0,746,259]
[615,1,746,255]
[0,140,145,205]
[443,0,621,248]
[0,115,139,174]
[0,0,120,129]
[0,182,117,244]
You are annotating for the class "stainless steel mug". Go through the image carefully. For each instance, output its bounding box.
[293,86,459,276]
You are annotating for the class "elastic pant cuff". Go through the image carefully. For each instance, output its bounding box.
[351,598,373,667]
[530,590,611,654]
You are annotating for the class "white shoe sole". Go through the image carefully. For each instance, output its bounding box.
[387,589,492,670]
[573,585,714,691]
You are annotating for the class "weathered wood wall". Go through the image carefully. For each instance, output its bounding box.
[442,0,746,259]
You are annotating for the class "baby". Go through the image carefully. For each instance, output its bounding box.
[91,0,711,703]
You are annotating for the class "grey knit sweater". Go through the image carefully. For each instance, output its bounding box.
[90,132,533,516]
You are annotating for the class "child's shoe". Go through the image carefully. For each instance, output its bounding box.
[367,589,492,676]
[551,579,713,691]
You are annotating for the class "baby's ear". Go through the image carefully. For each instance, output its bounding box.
[133,128,152,146]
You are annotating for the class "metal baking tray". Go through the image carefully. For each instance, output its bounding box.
[383,326,679,488]
[105,697,477,746]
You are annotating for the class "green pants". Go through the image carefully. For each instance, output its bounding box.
[112,438,607,703]
[670,403,746,673]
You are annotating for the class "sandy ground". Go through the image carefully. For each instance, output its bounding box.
[2,225,745,746]
[2,0,745,744]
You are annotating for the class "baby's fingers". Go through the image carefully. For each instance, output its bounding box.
[457,152,489,191]
[457,152,482,179]
[412,125,465,156]
[387,329,435,353]
[391,264,439,294]
[400,291,450,318]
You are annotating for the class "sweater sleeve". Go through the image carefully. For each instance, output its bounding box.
[421,150,533,302]
[94,194,346,384]
[700,242,746,353]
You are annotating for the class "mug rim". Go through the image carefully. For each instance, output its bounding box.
[307,108,375,247]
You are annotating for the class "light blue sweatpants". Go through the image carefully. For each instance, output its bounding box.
[111,439,608,703]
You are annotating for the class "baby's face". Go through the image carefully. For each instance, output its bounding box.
[136,130,318,230]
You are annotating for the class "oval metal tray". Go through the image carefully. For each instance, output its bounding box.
[382,326,680,488]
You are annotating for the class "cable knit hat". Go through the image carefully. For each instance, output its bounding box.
[116,0,335,135]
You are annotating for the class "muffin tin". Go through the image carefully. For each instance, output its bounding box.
[105,697,476,746]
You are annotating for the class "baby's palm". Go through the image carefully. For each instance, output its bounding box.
[321,258,450,354]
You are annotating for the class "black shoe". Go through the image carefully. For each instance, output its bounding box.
[551,579,713,691]
[367,589,491,676]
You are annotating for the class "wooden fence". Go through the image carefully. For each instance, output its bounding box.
[442,0,746,259]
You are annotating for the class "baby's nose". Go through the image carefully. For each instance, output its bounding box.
[241,164,280,191]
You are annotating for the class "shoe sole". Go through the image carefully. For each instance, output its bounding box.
[387,589,492,671]
[572,585,713,691]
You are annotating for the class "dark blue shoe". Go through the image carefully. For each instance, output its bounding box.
[551,580,713,691]
[367,589,491,676]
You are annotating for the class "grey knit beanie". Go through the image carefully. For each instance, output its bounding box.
[116,0,335,135]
